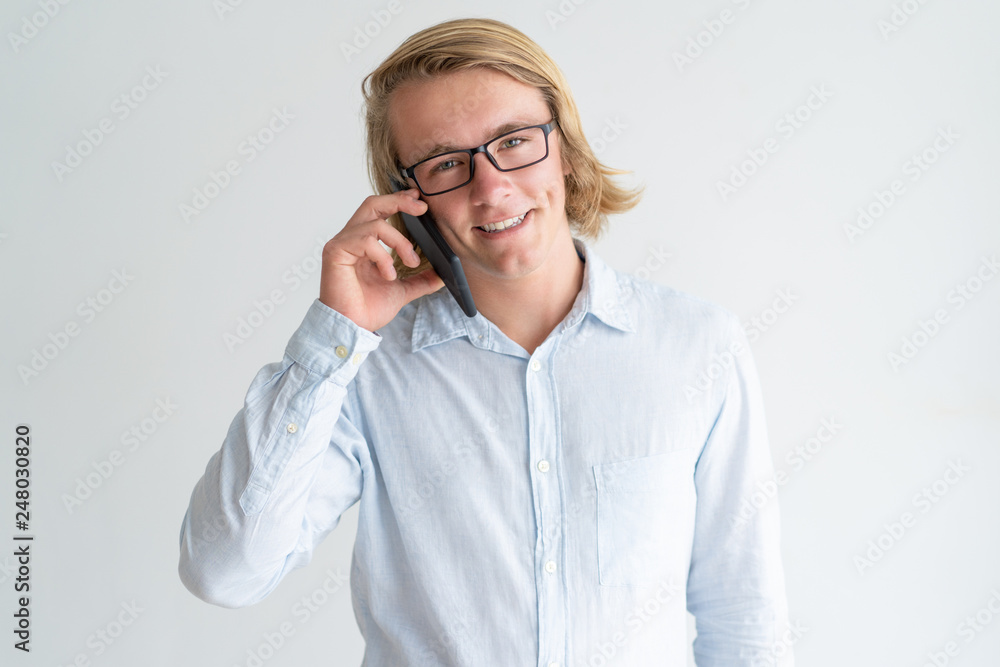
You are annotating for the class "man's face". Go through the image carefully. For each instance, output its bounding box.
[390,68,573,284]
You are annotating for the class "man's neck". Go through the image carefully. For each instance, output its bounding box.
[467,235,585,356]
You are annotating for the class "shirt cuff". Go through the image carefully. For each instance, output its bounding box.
[283,299,382,385]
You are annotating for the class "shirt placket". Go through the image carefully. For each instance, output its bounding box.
[525,345,567,667]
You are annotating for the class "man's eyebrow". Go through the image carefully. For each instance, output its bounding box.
[408,120,542,165]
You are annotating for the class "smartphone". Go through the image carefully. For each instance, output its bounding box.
[391,181,477,318]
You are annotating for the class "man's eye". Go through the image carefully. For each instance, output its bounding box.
[431,158,462,173]
[498,137,525,150]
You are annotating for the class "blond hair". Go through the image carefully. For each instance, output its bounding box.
[361,17,642,277]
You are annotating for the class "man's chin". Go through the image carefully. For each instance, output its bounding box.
[464,250,550,286]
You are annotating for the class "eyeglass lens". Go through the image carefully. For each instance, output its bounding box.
[413,126,549,195]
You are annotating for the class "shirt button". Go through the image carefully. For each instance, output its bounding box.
[544,560,557,574]
[335,345,348,358]
[351,353,362,365]
[530,359,541,372]
[286,423,298,434]
[537,459,550,473]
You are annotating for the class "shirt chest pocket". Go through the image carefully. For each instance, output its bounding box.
[593,450,697,587]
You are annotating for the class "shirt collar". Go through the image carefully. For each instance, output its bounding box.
[410,237,635,353]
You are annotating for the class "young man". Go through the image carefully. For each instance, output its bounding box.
[180,18,793,666]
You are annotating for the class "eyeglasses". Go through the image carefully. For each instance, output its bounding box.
[399,122,556,196]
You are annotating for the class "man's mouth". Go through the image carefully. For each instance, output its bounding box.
[476,212,527,233]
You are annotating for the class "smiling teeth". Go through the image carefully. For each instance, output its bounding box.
[479,213,526,233]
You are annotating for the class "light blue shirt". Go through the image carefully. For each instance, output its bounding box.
[179,238,792,666]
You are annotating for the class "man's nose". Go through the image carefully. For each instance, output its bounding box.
[468,151,512,202]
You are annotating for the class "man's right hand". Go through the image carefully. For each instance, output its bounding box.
[319,189,445,332]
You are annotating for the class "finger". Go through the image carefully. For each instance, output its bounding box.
[329,220,413,268]
[352,192,427,227]
[360,235,397,281]
[367,219,421,267]
[331,232,396,278]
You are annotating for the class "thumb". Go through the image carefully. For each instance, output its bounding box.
[399,267,446,303]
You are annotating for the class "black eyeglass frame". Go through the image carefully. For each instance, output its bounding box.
[399,121,557,197]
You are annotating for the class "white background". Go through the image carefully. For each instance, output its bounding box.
[2,0,999,665]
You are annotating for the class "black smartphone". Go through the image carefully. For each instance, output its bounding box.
[391,181,477,318]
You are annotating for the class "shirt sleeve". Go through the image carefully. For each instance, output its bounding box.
[685,313,793,667]
[178,299,380,608]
